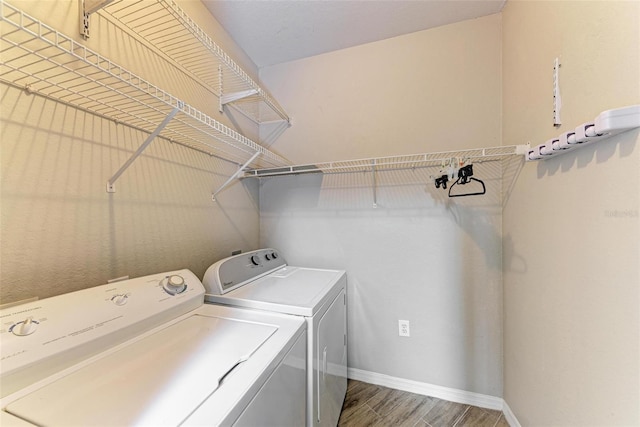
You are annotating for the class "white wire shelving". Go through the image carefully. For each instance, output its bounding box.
[0,0,290,191]
[244,145,529,207]
[244,145,529,178]
[99,0,290,125]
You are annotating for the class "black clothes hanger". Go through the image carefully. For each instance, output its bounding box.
[434,175,449,189]
[448,164,486,197]
[449,177,486,197]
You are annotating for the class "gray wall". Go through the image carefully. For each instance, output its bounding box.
[258,14,505,397]
[260,171,504,397]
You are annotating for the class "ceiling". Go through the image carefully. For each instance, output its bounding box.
[202,0,506,68]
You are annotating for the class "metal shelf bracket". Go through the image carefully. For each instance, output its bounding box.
[106,106,181,193]
[211,151,261,201]
[217,63,258,112]
[371,159,378,208]
[221,90,260,107]
[79,0,114,39]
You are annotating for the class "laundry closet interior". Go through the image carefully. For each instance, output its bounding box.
[1,0,639,426]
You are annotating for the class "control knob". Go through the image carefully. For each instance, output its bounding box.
[111,294,129,306]
[161,275,187,295]
[250,255,261,266]
[11,317,38,336]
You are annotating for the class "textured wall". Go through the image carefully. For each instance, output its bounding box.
[502,1,640,425]
[259,14,505,397]
[0,0,263,304]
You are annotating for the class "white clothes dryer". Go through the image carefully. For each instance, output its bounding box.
[0,269,306,427]
[203,248,347,427]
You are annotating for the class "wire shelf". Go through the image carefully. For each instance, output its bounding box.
[244,145,528,177]
[0,0,290,169]
[100,0,290,125]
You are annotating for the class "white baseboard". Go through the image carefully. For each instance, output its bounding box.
[346,368,523,426]
[347,367,504,411]
[501,400,522,427]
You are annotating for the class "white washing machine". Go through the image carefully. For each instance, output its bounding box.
[0,269,306,426]
[202,248,347,427]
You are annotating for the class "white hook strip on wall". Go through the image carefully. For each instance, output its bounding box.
[527,105,640,161]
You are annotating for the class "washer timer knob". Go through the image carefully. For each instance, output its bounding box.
[250,255,261,266]
[11,317,38,336]
[161,275,187,295]
[111,294,129,306]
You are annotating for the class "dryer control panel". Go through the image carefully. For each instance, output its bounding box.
[202,248,286,295]
[0,269,204,397]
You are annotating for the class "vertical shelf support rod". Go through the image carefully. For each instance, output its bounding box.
[106,106,180,193]
[218,65,223,113]
[371,159,378,208]
[212,151,261,201]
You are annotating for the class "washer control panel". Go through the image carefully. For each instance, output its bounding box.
[202,248,286,295]
[0,269,204,383]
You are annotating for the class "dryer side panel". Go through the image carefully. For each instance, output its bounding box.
[316,289,347,427]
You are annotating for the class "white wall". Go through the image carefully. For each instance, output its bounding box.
[0,1,261,303]
[259,14,505,397]
[502,1,640,425]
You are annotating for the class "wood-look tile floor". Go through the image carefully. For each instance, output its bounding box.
[339,380,509,427]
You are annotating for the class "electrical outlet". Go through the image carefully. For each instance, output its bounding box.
[398,320,410,337]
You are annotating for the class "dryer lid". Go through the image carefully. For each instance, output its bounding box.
[5,315,276,427]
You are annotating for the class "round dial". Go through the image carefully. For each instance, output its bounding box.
[111,294,129,306]
[265,253,272,260]
[161,275,187,295]
[271,252,278,259]
[250,255,261,266]
[11,317,38,336]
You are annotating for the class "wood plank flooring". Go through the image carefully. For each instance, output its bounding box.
[339,380,509,427]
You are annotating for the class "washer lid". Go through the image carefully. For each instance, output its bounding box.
[206,267,345,316]
[5,315,276,427]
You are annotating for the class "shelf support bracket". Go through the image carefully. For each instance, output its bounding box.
[221,89,260,106]
[217,63,258,112]
[106,107,180,193]
[371,159,378,208]
[212,151,261,202]
[79,0,115,39]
